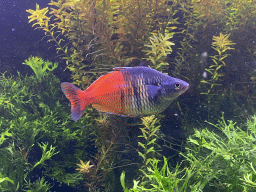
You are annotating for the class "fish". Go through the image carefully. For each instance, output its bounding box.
[61,66,189,121]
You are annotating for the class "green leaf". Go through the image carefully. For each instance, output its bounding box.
[188,138,199,145]
[146,147,155,154]
[147,138,157,146]
[32,142,59,171]
[200,80,210,84]
[138,142,146,149]
[120,172,126,189]
[0,177,14,185]
[133,180,139,189]
[138,152,145,160]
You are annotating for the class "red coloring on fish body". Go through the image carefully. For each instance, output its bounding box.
[61,66,189,121]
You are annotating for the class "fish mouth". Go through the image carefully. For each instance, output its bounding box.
[181,82,189,92]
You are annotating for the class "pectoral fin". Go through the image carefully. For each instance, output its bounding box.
[146,85,161,98]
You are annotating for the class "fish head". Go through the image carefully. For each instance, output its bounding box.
[160,77,189,100]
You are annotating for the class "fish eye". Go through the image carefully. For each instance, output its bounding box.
[175,83,180,90]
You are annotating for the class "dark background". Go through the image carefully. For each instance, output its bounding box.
[0,0,69,80]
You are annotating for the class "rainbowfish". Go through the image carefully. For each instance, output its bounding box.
[61,66,189,121]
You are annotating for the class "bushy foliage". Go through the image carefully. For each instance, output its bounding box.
[121,115,256,191]
[182,115,256,191]
[26,0,179,88]
[143,32,175,71]
[22,56,58,82]
[163,0,256,127]
[137,116,162,168]
[0,59,93,191]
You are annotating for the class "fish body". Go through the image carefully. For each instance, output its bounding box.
[61,66,189,121]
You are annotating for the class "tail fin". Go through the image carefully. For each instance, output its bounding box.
[61,82,92,121]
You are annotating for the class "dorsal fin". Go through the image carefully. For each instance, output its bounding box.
[113,62,149,71]
[138,62,148,67]
[113,67,132,71]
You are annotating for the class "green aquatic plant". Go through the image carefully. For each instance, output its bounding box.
[22,56,58,82]
[26,4,69,61]
[121,156,198,192]
[172,1,199,79]
[31,142,59,172]
[182,114,256,191]
[24,177,52,192]
[191,0,256,32]
[79,115,129,191]
[27,0,180,88]
[200,33,235,121]
[121,115,256,191]
[241,163,256,188]
[138,115,161,168]
[0,67,92,190]
[143,32,175,71]
[201,33,235,95]
[120,113,197,192]
[164,2,202,131]
[120,115,208,192]
[0,140,58,191]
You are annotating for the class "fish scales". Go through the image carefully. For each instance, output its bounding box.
[61,66,189,121]
[123,72,152,115]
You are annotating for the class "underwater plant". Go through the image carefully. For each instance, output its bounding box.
[27,0,180,88]
[0,137,57,191]
[137,115,162,169]
[191,0,256,32]
[121,156,200,192]
[22,56,58,82]
[120,114,256,191]
[201,33,235,95]
[182,114,256,191]
[0,58,93,191]
[200,33,235,121]
[75,114,132,191]
[143,32,175,71]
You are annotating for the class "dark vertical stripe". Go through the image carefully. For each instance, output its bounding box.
[120,87,124,113]
[132,77,141,112]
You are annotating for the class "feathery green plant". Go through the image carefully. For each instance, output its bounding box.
[30,142,59,173]
[182,114,256,191]
[24,177,52,192]
[0,60,92,190]
[241,163,256,189]
[200,33,235,121]
[143,32,175,71]
[201,33,235,95]
[120,115,200,191]
[121,156,197,192]
[191,0,256,33]
[138,116,161,168]
[121,114,256,191]
[26,0,180,89]
[78,115,129,191]
[0,141,57,191]
[22,56,58,82]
